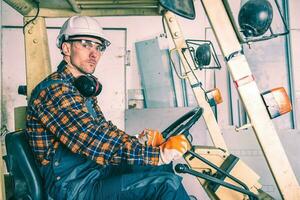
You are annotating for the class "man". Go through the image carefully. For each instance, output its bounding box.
[27,16,191,200]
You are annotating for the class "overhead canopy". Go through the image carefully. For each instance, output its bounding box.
[4,0,161,17]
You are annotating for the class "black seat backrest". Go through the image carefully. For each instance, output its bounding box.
[4,130,45,200]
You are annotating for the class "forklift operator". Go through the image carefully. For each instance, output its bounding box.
[26,16,191,200]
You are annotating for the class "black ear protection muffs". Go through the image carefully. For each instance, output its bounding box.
[73,74,102,97]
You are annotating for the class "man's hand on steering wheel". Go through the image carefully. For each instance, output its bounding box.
[136,107,203,164]
[158,134,191,165]
[157,107,203,165]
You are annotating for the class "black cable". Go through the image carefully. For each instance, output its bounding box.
[23,0,40,34]
[161,15,168,38]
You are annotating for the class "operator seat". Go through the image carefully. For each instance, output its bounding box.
[3,130,45,200]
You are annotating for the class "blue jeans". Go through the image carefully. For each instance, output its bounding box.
[40,144,190,200]
[88,164,190,200]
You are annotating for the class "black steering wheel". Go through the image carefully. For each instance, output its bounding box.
[161,107,203,142]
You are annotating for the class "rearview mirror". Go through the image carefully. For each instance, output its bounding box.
[159,0,196,20]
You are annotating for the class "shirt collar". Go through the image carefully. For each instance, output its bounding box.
[57,60,75,83]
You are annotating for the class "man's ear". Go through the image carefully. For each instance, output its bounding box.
[61,42,71,56]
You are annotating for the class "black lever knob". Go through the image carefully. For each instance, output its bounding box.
[175,164,189,173]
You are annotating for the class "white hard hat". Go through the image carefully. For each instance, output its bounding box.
[56,16,110,48]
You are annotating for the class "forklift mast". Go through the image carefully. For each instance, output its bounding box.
[162,0,300,199]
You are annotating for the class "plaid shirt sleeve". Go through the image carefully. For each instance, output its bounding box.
[33,84,160,166]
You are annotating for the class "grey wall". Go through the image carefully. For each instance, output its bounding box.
[2,1,300,131]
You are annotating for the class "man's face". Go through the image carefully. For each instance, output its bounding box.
[62,36,105,75]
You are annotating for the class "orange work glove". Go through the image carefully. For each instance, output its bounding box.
[136,129,165,147]
[158,134,191,165]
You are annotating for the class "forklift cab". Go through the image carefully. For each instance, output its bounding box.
[1,0,299,199]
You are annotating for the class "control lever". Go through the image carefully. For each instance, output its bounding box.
[175,164,258,200]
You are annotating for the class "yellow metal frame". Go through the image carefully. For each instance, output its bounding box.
[3,0,161,17]
[24,16,52,98]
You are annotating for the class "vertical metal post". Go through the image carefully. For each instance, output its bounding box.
[200,0,300,198]
[0,1,6,198]
[227,71,234,125]
[23,16,51,99]
[282,0,296,129]
[0,144,5,200]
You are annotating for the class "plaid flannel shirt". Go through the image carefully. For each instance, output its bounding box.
[26,63,160,166]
